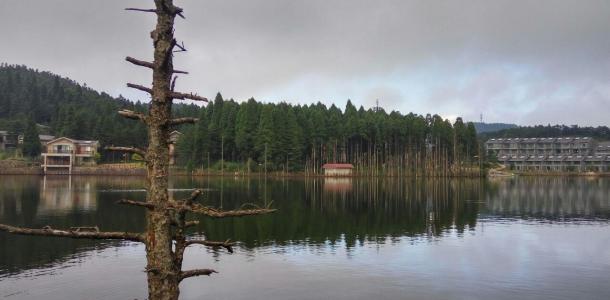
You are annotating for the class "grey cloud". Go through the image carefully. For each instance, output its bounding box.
[1,0,609,125]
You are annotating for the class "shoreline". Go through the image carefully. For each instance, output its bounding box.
[1,166,609,177]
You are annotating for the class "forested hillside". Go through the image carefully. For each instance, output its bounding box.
[1,64,480,173]
[0,64,198,157]
[472,122,517,134]
[177,94,480,174]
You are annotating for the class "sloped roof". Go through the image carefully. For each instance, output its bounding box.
[46,137,98,146]
[322,163,354,169]
[46,137,75,144]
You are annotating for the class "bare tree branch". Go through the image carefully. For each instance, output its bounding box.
[185,239,234,253]
[171,203,277,218]
[172,40,187,53]
[170,91,208,102]
[117,199,155,209]
[184,221,199,227]
[173,6,185,19]
[179,269,217,281]
[127,83,206,102]
[125,8,157,13]
[126,56,154,68]
[118,109,147,122]
[144,4,183,19]
[105,146,147,157]
[169,117,198,126]
[69,226,99,232]
[171,220,199,228]
[184,189,202,206]
[171,75,178,91]
[0,224,143,242]
[126,56,188,74]
[127,83,153,94]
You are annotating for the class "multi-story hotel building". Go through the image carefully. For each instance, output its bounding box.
[485,137,610,172]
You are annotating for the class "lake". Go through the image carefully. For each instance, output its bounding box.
[1,175,609,299]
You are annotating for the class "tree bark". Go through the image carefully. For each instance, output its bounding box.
[145,1,181,299]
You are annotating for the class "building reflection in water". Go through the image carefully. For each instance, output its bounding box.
[0,176,146,276]
[323,177,353,194]
[38,176,97,215]
[484,177,610,219]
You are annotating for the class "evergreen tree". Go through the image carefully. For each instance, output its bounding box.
[207,93,224,160]
[235,98,260,161]
[22,117,41,157]
[0,64,533,173]
[453,117,467,160]
[255,104,276,170]
[193,108,211,166]
[465,122,479,161]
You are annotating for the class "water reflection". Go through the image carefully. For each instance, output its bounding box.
[39,176,97,215]
[323,177,352,193]
[1,175,609,278]
[484,177,610,220]
[0,176,146,276]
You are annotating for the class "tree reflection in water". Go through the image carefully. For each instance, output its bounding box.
[1,175,608,277]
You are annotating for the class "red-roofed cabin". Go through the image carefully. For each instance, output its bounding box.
[322,163,354,176]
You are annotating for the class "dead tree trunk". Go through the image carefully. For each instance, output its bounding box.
[144,1,180,297]
[1,1,276,300]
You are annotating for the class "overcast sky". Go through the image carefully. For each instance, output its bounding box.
[1,0,609,125]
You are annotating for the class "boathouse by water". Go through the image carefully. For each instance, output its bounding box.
[322,163,354,176]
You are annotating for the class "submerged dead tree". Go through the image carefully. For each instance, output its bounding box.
[0,1,275,299]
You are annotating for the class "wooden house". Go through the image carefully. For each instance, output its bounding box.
[322,163,354,176]
[41,137,99,173]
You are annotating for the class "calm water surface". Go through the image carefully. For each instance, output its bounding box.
[0,175,609,299]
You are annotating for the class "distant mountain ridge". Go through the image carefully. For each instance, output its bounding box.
[471,122,517,134]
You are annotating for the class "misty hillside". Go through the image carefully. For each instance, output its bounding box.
[472,122,517,134]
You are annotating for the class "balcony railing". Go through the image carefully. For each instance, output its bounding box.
[47,149,73,154]
[44,160,71,166]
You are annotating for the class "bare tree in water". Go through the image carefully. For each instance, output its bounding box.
[0,1,276,299]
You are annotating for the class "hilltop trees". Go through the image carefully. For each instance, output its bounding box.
[176,97,481,175]
[235,98,260,162]
[1,60,482,174]
[0,65,193,157]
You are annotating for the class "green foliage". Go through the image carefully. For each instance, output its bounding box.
[131,153,143,161]
[178,97,481,172]
[22,117,41,157]
[235,98,260,161]
[1,64,483,172]
[0,64,197,162]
